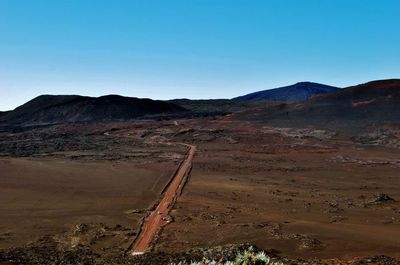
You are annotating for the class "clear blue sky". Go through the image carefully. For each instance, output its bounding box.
[1,0,399,110]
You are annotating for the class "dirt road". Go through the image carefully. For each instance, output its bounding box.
[131,144,196,254]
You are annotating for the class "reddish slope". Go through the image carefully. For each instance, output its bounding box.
[236,79,400,128]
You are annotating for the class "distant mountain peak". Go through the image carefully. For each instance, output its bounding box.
[234,82,339,101]
[235,79,400,128]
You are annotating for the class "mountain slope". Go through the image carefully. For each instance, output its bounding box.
[0,111,9,118]
[169,99,276,113]
[234,82,339,101]
[0,95,187,125]
[236,79,400,128]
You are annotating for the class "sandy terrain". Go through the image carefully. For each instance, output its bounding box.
[0,118,399,264]
[0,127,184,257]
[155,117,400,260]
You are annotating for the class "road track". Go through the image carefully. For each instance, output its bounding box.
[131,143,196,254]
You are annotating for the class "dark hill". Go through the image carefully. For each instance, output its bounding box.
[236,79,400,128]
[0,95,187,125]
[0,111,10,117]
[234,82,339,101]
[169,99,278,113]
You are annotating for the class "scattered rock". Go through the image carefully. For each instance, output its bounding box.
[370,193,396,204]
[297,236,325,251]
[329,215,348,223]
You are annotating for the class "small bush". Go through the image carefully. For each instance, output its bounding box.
[170,246,283,265]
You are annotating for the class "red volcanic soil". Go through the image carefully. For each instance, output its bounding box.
[308,79,400,108]
[0,89,400,264]
[132,144,196,254]
[0,158,178,251]
[154,116,400,261]
[351,99,376,108]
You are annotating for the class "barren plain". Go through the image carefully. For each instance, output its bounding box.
[0,112,399,264]
[157,116,400,261]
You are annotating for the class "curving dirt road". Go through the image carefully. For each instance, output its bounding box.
[131,144,196,255]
